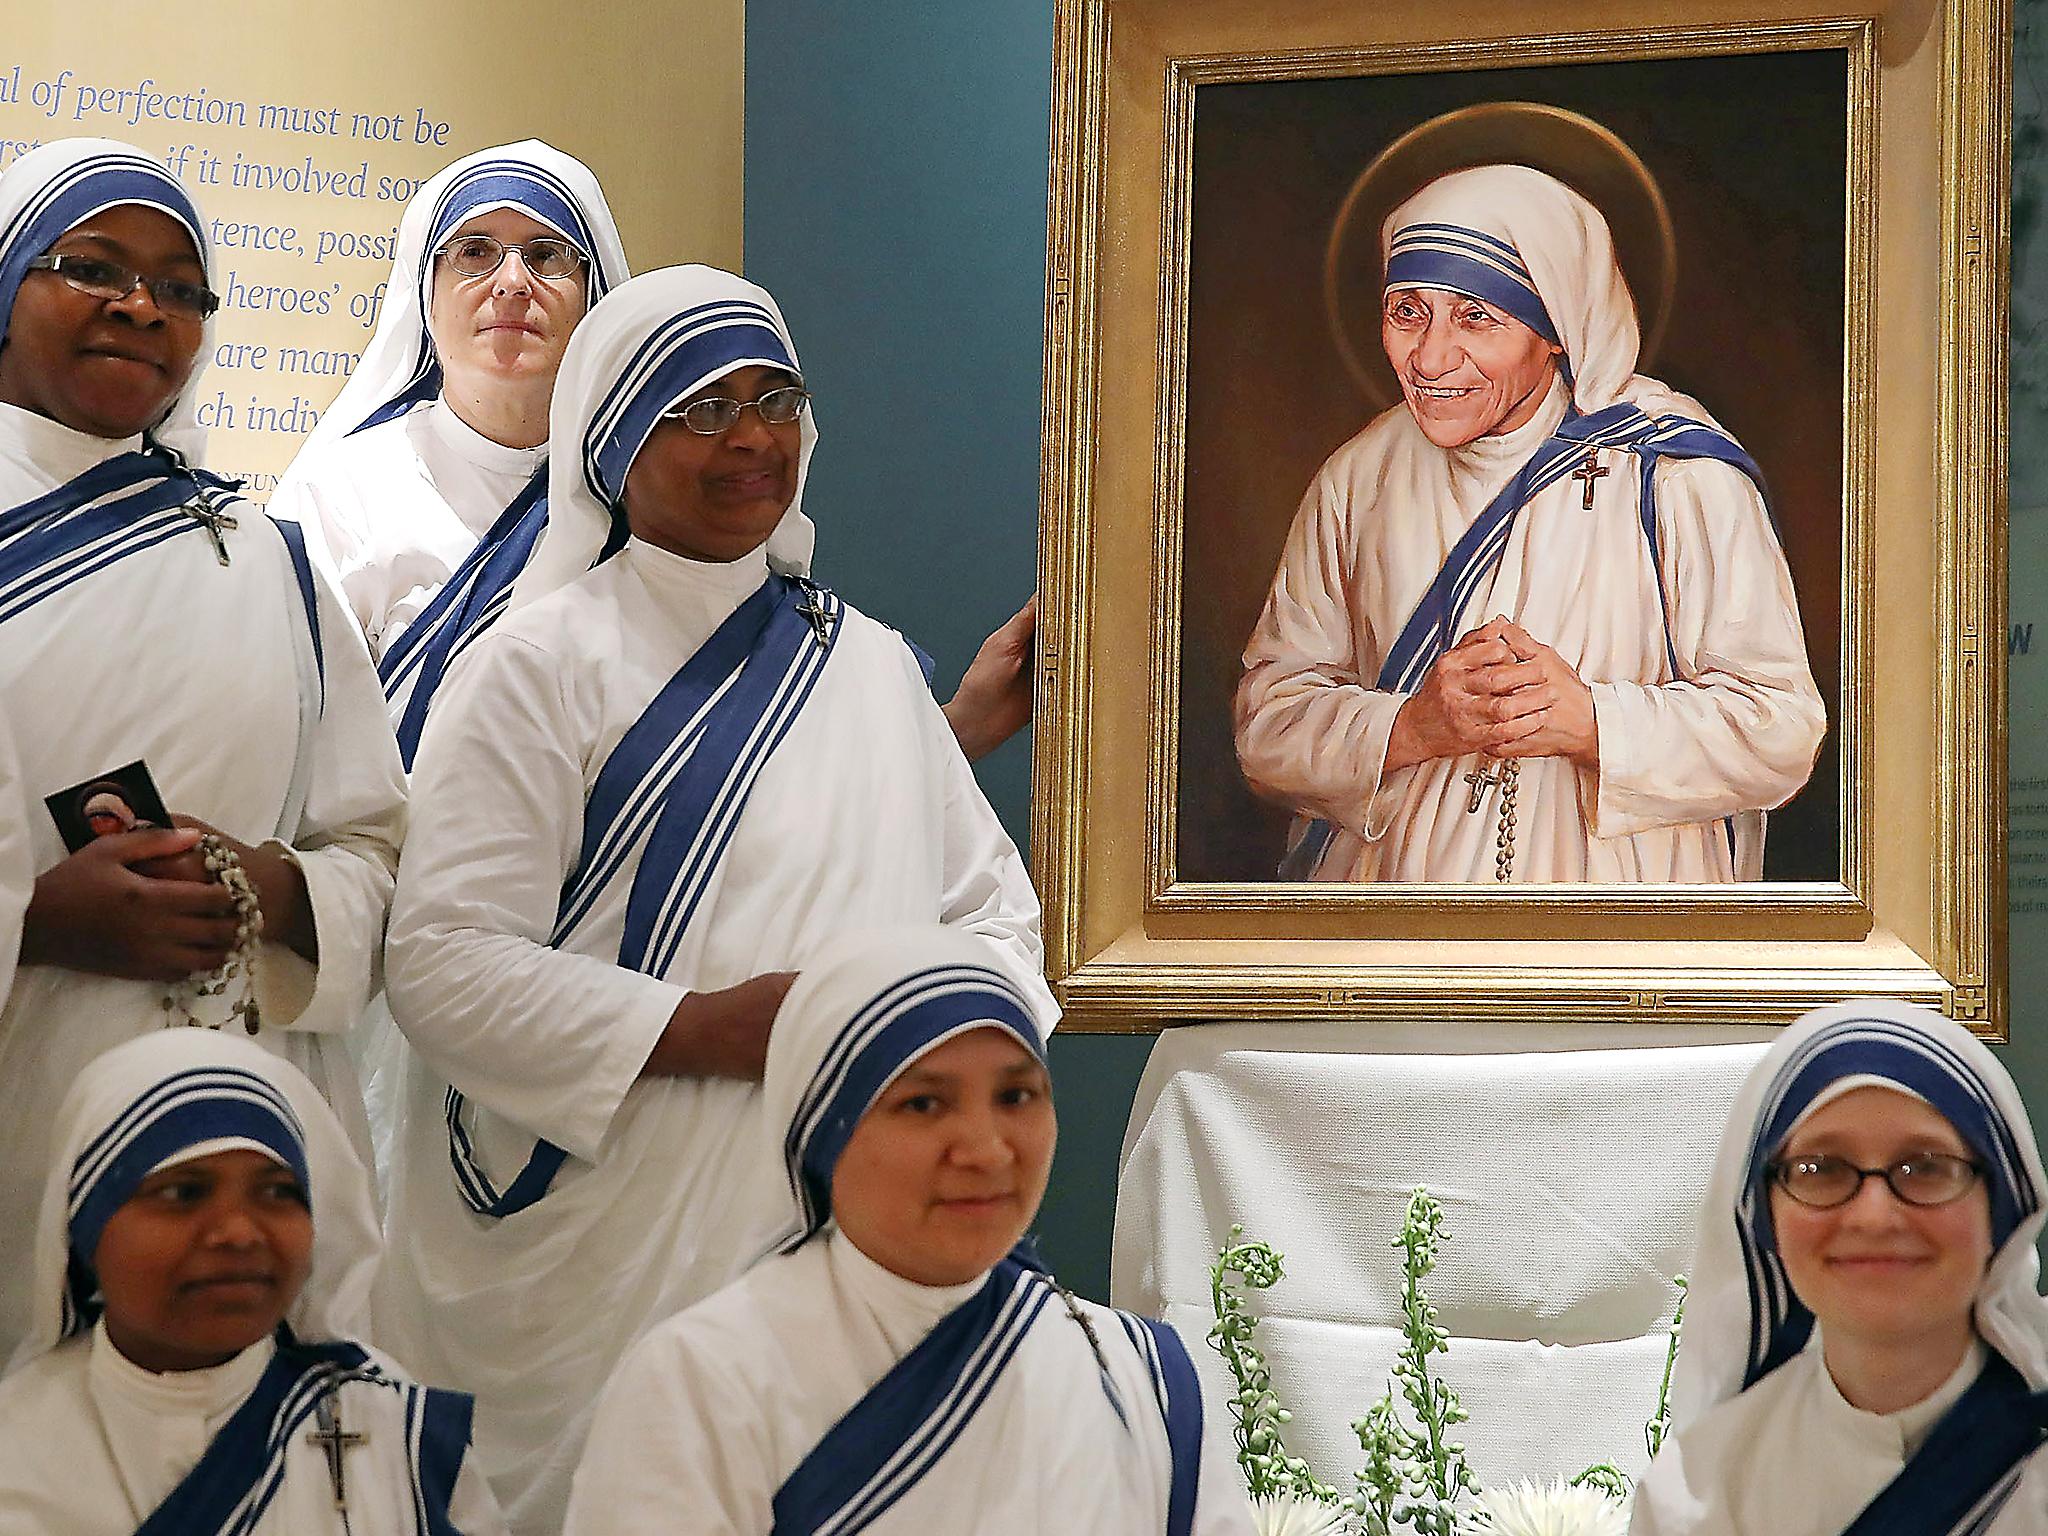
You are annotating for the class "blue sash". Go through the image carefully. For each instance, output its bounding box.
[0,447,326,703]
[1842,1355,2048,1535]
[1278,402,1766,880]
[771,1260,1202,1536]
[378,467,549,769]
[445,573,843,1218]
[135,1335,474,1536]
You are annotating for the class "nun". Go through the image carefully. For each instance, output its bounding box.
[564,925,1253,1536]
[377,264,1054,1534]
[0,138,405,1362]
[1630,999,2048,1534]
[0,1029,508,1533]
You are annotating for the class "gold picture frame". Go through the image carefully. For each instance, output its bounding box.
[1033,0,2010,1032]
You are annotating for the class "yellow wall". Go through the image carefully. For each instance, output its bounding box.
[0,0,744,490]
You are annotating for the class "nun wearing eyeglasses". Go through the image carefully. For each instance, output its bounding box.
[266,140,629,770]
[0,139,405,1364]
[0,1029,509,1534]
[564,925,1251,1536]
[376,264,1055,1534]
[1629,999,2048,1535]
[270,140,1035,777]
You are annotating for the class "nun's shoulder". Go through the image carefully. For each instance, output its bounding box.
[1311,404,1419,488]
[0,1335,93,1464]
[1629,1358,1815,1532]
[623,1244,830,1381]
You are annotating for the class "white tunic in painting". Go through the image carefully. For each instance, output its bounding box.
[379,536,1053,1536]
[0,403,407,1363]
[1629,1343,2048,1535]
[269,399,542,661]
[1234,379,1825,882]
[0,1327,506,1536]
[565,1234,1254,1536]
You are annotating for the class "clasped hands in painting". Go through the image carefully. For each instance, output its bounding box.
[1385,615,1600,775]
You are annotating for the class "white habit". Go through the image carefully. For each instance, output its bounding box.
[566,925,1244,1536]
[271,400,542,660]
[379,265,1053,1536]
[0,1029,507,1536]
[1235,166,1824,882]
[568,1233,1251,1536]
[0,141,405,1365]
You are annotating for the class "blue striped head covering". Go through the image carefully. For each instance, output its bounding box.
[1383,221,1558,345]
[1671,1000,2048,1426]
[765,927,1052,1249]
[1381,164,1643,411]
[295,138,631,454]
[0,138,215,459]
[12,1031,385,1371]
[513,264,819,607]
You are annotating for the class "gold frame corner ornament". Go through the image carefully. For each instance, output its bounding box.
[1034,0,2009,1035]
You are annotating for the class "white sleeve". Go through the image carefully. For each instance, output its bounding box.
[268,459,389,658]
[1192,1391,1259,1535]
[1586,458,1826,838]
[383,632,682,1161]
[447,1446,515,1536]
[1233,468,1413,842]
[563,1324,771,1536]
[252,562,407,1036]
[914,647,1059,1034]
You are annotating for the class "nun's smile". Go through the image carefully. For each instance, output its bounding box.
[1381,285,1561,450]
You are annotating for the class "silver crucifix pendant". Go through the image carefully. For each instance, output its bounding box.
[794,584,834,648]
[309,1395,366,1517]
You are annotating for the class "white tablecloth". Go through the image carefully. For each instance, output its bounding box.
[1111,1018,1774,1491]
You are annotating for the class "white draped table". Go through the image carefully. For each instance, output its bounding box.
[1111,1019,1775,1491]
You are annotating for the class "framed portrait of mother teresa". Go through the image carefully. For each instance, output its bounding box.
[1033,0,2014,1031]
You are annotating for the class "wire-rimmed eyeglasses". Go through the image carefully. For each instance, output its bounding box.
[436,234,586,281]
[661,385,810,437]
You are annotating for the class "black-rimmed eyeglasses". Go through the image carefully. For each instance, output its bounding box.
[1769,1152,1983,1209]
[436,234,586,281]
[25,254,220,319]
[661,385,810,437]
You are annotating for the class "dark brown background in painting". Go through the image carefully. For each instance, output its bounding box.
[1174,49,1847,885]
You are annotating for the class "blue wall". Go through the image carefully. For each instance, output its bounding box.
[744,0,1146,1296]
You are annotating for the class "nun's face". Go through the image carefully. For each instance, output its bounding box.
[0,205,206,439]
[622,364,802,562]
[1769,1086,1993,1358]
[427,207,587,403]
[93,1149,313,1373]
[1381,286,1561,449]
[831,1027,1056,1286]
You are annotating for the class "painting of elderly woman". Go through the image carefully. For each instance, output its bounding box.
[1176,49,1848,886]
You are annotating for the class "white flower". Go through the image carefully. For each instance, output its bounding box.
[1464,1478,1630,1536]
[1250,1492,1352,1536]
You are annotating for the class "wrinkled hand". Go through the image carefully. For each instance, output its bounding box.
[1387,617,1598,772]
[943,594,1037,763]
[22,825,238,982]
[643,970,800,1082]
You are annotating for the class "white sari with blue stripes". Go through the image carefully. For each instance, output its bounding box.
[376,543,1052,1535]
[566,1233,1251,1536]
[1236,374,1824,883]
[1631,1001,2048,1534]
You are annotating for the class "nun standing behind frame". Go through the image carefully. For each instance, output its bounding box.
[378,264,1055,1534]
[565,926,1253,1536]
[1630,1000,2048,1534]
[0,139,405,1365]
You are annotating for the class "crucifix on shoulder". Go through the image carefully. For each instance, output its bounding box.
[1569,451,1610,510]
[308,1395,366,1517]
[794,584,834,648]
